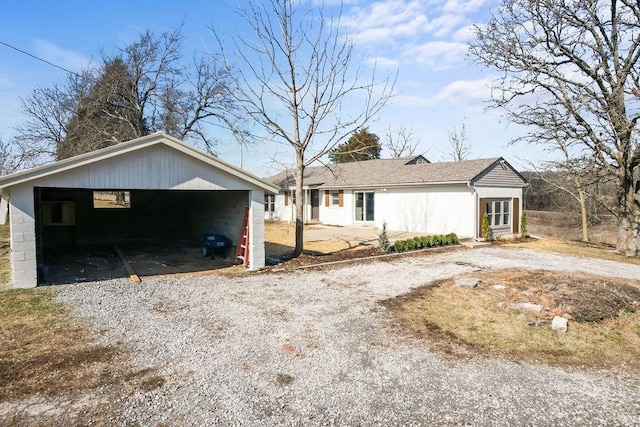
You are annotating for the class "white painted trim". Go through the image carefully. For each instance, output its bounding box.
[0,191,8,225]
[0,133,280,194]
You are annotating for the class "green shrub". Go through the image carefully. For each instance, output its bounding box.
[481,213,491,241]
[520,212,528,236]
[391,233,459,252]
[378,222,391,252]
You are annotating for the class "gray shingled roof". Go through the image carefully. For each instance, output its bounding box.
[268,156,505,189]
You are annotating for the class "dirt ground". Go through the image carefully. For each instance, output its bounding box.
[43,241,234,285]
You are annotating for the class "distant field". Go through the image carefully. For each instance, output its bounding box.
[526,210,617,246]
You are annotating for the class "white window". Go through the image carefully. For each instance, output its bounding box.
[264,194,275,212]
[330,191,340,207]
[486,199,510,227]
[93,191,130,209]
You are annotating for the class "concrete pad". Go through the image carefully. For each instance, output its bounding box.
[304,224,426,247]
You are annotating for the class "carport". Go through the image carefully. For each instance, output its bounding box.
[0,133,279,287]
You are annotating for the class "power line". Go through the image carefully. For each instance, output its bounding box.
[0,40,83,78]
[0,39,291,150]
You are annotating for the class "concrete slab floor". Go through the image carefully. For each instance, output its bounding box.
[304,224,430,247]
[40,241,234,285]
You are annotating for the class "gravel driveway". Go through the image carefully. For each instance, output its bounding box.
[18,247,640,425]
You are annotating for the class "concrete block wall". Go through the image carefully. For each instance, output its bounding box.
[190,190,247,253]
[249,190,265,270]
[9,185,38,288]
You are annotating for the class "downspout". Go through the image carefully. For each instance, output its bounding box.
[467,181,477,239]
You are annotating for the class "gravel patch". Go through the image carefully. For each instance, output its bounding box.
[44,247,640,425]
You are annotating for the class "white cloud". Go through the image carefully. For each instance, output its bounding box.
[427,14,466,38]
[342,0,483,70]
[443,0,490,14]
[32,38,91,72]
[429,77,494,104]
[366,55,400,68]
[402,41,468,69]
[344,0,428,44]
[452,24,475,42]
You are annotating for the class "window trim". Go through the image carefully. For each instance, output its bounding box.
[264,194,275,213]
[486,199,511,228]
[330,191,340,207]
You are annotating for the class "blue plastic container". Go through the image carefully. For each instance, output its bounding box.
[202,234,231,258]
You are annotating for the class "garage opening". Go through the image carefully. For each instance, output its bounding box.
[34,187,248,284]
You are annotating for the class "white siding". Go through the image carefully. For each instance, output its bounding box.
[26,144,255,191]
[319,190,353,226]
[376,186,475,237]
[267,193,293,222]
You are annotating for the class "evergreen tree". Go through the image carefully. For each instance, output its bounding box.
[329,128,381,163]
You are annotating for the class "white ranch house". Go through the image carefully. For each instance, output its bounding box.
[266,156,528,239]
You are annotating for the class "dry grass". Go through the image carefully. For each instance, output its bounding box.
[382,270,640,370]
[0,287,163,404]
[265,220,363,258]
[0,222,10,290]
[511,236,640,266]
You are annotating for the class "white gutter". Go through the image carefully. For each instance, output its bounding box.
[319,180,470,190]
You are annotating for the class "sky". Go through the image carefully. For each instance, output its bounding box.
[0,0,552,177]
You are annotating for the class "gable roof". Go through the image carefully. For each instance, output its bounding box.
[0,132,279,193]
[268,156,526,189]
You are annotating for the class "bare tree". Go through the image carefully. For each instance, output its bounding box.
[219,0,395,257]
[447,123,470,161]
[470,0,640,256]
[15,28,239,162]
[384,126,419,158]
[525,156,601,243]
[0,138,20,176]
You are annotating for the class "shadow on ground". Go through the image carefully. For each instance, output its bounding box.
[41,240,234,285]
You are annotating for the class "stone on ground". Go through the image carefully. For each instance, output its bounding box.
[454,277,482,288]
[509,302,543,313]
[551,316,569,333]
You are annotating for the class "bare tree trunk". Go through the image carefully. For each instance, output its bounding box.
[617,185,640,256]
[293,148,304,257]
[578,188,588,242]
